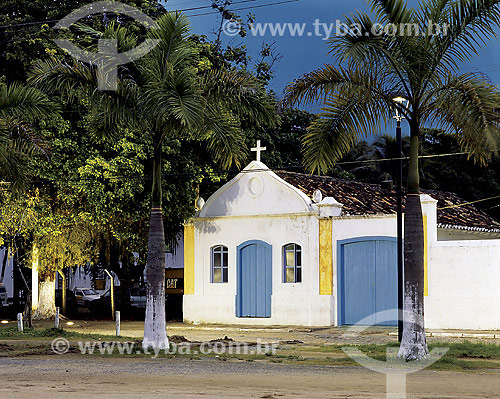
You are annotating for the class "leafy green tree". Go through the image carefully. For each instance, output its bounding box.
[30,188,98,319]
[242,108,314,169]
[0,0,164,83]
[195,0,282,85]
[0,190,38,322]
[285,0,500,360]
[31,12,276,348]
[0,83,58,190]
[1,0,250,320]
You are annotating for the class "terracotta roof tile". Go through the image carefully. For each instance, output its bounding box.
[276,170,500,232]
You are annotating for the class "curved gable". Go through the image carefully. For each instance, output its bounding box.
[199,161,313,218]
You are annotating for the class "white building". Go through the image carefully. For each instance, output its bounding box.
[182,155,500,329]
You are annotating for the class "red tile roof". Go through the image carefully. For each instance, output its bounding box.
[276,170,500,232]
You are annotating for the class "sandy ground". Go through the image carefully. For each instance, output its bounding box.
[3,321,500,398]
[30,319,500,345]
[1,356,499,398]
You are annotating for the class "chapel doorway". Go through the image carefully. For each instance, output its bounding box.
[236,240,272,318]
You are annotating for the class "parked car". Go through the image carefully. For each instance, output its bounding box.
[55,289,78,316]
[73,288,100,307]
[128,287,146,308]
[125,287,146,311]
[88,288,121,316]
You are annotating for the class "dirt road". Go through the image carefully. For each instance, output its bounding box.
[1,356,499,398]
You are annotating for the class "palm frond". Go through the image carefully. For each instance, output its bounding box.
[0,83,60,122]
[28,58,98,101]
[418,0,450,24]
[370,0,414,24]
[427,72,500,164]
[200,106,247,169]
[433,0,500,69]
[328,11,393,66]
[284,64,400,110]
[0,119,47,191]
[142,64,201,133]
[144,12,195,69]
[86,78,142,139]
[201,69,277,129]
[302,89,392,174]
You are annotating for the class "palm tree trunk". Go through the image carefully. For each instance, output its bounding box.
[398,132,429,360]
[142,143,168,350]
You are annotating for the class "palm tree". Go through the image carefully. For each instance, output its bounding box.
[0,83,56,190]
[284,0,500,360]
[30,13,276,349]
[347,135,411,183]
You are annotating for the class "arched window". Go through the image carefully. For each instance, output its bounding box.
[211,245,228,283]
[283,244,302,283]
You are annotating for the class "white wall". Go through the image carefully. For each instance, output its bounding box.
[185,173,500,331]
[0,248,14,298]
[426,239,500,330]
[199,161,312,219]
[165,231,184,268]
[421,195,500,330]
[332,200,500,331]
[183,213,335,326]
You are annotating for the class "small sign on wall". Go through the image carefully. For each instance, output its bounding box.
[165,269,184,295]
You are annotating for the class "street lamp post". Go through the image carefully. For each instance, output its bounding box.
[393,96,408,343]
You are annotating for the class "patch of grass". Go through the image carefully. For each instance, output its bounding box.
[275,341,500,371]
[435,341,500,360]
[0,326,132,341]
[429,356,500,371]
[3,328,500,372]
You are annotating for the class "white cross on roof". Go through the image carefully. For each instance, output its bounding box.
[251,140,266,162]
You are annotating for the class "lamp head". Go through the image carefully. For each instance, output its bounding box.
[393,96,407,103]
[392,96,409,121]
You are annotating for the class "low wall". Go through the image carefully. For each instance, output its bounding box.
[183,294,334,326]
[426,240,500,330]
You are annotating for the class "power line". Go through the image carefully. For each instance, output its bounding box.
[164,0,211,7]
[334,151,471,166]
[485,202,500,210]
[0,0,259,30]
[0,0,301,45]
[438,194,500,210]
[187,0,300,17]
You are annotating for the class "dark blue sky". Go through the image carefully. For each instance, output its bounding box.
[162,0,500,100]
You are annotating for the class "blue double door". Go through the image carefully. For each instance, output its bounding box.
[338,237,398,326]
[236,240,272,318]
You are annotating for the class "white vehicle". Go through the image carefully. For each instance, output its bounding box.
[127,288,146,309]
[0,285,7,308]
[73,288,101,307]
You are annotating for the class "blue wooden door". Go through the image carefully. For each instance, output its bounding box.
[374,240,398,325]
[236,240,272,318]
[343,240,376,325]
[338,237,398,326]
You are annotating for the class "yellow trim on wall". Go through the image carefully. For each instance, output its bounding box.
[184,224,195,295]
[423,215,428,296]
[319,218,333,295]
